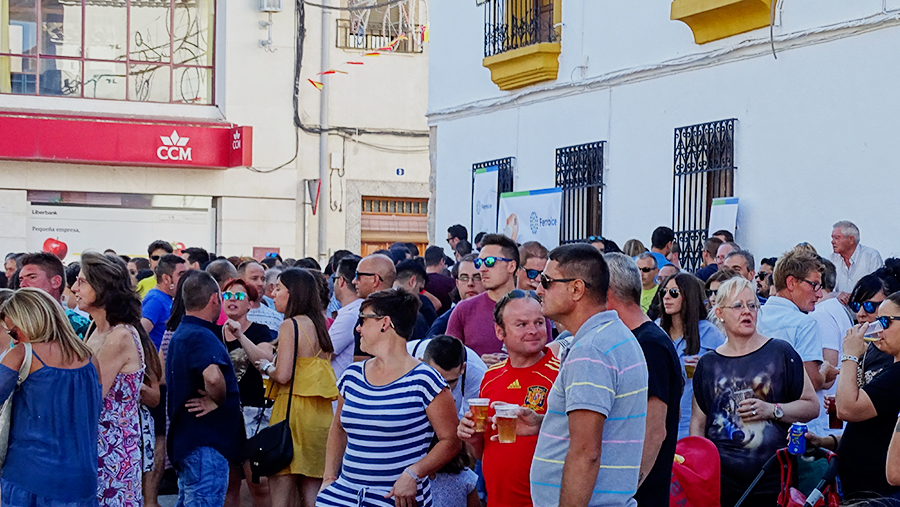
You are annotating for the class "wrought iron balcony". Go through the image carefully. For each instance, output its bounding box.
[336,19,424,54]
[484,0,558,58]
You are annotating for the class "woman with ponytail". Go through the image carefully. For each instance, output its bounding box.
[74,251,164,507]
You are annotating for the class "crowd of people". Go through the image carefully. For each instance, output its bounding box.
[0,218,898,507]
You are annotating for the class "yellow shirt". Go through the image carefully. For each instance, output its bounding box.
[136,276,156,299]
[641,285,657,313]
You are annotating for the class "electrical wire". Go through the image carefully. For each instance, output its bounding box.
[304,0,408,11]
[245,127,299,173]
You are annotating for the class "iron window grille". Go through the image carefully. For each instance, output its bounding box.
[483,0,558,58]
[672,118,736,272]
[336,19,423,53]
[556,141,604,244]
[471,157,514,235]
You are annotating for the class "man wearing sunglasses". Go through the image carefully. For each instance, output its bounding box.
[447,234,552,365]
[758,249,830,400]
[636,252,659,313]
[351,254,396,361]
[529,244,649,507]
[517,241,548,292]
[136,239,174,298]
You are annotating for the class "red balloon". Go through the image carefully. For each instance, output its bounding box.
[42,237,68,260]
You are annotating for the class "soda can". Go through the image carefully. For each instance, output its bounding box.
[787,422,808,455]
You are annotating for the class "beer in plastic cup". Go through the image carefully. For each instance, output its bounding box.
[684,356,698,379]
[495,405,518,443]
[864,321,884,342]
[468,398,491,432]
[826,394,842,430]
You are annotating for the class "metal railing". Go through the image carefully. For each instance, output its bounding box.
[556,141,604,244]
[673,119,737,271]
[336,19,423,53]
[484,0,557,58]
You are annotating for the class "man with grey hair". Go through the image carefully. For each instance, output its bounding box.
[830,220,883,302]
[263,266,283,309]
[206,259,238,290]
[715,241,741,266]
[723,249,767,304]
[603,253,682,506]
[636,252,659,313]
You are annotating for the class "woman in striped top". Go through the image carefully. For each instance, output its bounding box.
[317,289,461,507]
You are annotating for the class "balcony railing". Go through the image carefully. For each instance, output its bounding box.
[484,0,557,58]
[336,19,424,53]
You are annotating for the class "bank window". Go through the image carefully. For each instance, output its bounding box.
[0,0,214,103]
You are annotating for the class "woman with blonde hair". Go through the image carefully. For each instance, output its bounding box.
[0,288,101,506]
[622,238,648,258]
[74,251,163,507]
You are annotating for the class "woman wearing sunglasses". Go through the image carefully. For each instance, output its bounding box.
[220,278,276,507]
[690,277,818,507]
[845,260,900,387]
[657,273,726,439]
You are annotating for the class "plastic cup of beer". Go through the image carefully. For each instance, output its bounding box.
[495,404,519,444]
[684,356,699,379]
[468,398,491,432]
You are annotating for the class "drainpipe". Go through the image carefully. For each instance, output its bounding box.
[318,0,331,262]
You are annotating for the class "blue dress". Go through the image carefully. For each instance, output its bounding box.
[666,319,726,439]
[0,352,102,505]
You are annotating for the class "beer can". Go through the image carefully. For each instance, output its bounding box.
[787,422,807,455]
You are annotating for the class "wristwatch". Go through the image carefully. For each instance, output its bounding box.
[840,354,860,364]
[773,403,784,420]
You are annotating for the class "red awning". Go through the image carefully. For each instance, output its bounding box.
[0,111,252,169]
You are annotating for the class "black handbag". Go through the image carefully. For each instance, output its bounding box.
[244,319,300,483]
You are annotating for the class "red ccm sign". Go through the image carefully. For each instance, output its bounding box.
[0,112,252,169]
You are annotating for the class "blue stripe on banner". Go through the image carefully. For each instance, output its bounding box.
[712,197,739,205]
[527,187,563,195]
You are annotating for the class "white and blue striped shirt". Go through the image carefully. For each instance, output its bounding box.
[316,361,447,507]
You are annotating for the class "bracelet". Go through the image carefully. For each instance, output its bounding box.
[839,354,859,363]
[404,467,423,483]
[260,361,274,373]
[829,434,838,450]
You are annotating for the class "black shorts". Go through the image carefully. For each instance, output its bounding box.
[149,385,167,437]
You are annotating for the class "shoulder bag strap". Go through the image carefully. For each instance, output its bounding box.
[284,319,300,424]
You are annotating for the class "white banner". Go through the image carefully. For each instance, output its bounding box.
[498,188,563,249]
[27,204,215,263]
[471,166,499,236]
[708,197,739,237]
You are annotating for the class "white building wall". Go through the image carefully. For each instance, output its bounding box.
[430,2,900,261]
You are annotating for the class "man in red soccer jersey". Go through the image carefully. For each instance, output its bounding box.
[457,289,560,507]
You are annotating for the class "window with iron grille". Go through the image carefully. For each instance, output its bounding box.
[471,157,514,234]
[335,19,423,53]
[556,141,604,244]
[672,119,736,272]
[483,0,558,58]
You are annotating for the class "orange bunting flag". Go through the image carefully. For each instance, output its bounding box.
[346,61,364,65]
[364,52,381,57]
[317,70,348,75]
[420,24,429,43]
[308,79,324,90]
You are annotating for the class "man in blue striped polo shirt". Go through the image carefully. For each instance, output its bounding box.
[530,244,649,507]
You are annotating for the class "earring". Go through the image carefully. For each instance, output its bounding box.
[381,328,387,333]
[170,284,175,290]
[718,318,725,323]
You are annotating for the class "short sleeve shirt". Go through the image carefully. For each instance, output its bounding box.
[223,322,275,408]
[480,352,560,507]
[142,288,173,350]
[530,311,649,507]
[692,339,804,496]
[446,292,553,357]
[756,296,824,362]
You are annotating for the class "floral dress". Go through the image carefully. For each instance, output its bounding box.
[97,324,146,507]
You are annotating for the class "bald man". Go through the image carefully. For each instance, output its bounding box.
[351,254,397,361]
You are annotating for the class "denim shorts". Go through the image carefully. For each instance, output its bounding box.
[0,478,98,507]
[176,447,229,507]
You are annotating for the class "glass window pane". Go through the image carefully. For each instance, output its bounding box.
[41,0,81,57]
[172,0,213,66]
[39,57,80,95]
[173,65,210,104]
[129,1,170,63]
[6,56,36,93]
[129,63,169,102]
[84,60,124,99]
[7,0,38,55]
[84,0,126,60]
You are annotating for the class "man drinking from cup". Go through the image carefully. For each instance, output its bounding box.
[457,289,559,507]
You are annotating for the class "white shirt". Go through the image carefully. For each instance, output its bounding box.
[247,303,284,334]
[406,338,487,419]
[831,244,884,294]
[810,296,853,436]
[329,298,362,380]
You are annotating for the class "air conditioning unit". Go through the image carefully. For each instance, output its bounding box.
[259,0,282,13]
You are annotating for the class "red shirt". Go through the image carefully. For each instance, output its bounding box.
[479,351,560,507]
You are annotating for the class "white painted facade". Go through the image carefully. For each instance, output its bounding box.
[0,0,430,261]
[429,0,900,262]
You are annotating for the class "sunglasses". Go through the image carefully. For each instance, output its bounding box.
[757,272,770,280]
[851,301,880,314]
[521,268,541,280]
[706,289,718,298]
[665,288,680,299]
[588,236,604,242]
[457,274,482,283]
[358,312,395,330]
[222,291,247,301]
[2,323,20,341]
[539,273,592,290]
[639,267,657,273]
[265,252,279,258]
[474,257,513,269]
[355,271,383,282]
[496,289,541,314]
[876,316,900,330]
[150,255,161,261]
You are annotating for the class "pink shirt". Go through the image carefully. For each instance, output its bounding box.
[445,292,552,356]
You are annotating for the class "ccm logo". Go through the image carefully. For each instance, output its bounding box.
[157,131,193,161]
